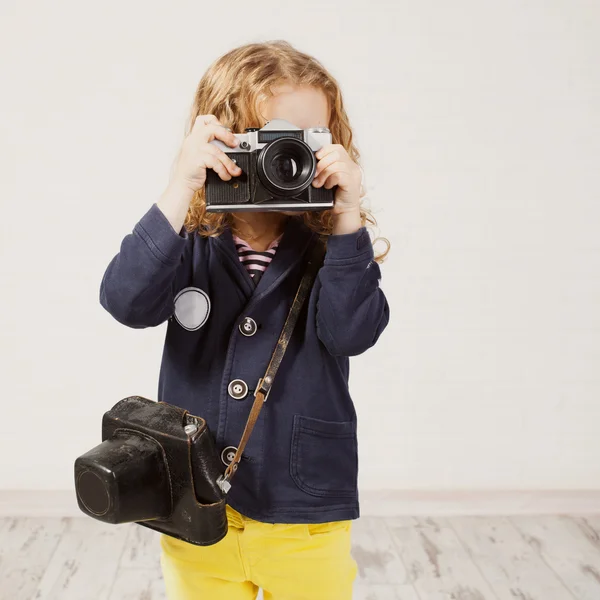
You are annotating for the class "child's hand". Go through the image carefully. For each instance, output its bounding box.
[173,114,242,192]
[312,144,363,214]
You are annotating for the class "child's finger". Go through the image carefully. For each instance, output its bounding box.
[313,161,346,187]
[200,151,233,181]
[314,154,339,179]
[205,144,243,176]
[202,123,239,148]
[193,114,219,129]
[215,126,240,149]
[324,172,343,189]
[314,149,342,177]
[315,143,336,161]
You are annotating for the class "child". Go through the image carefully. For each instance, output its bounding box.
[100,40,390,600]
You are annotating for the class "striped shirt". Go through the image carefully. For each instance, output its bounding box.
[233,233,283,286]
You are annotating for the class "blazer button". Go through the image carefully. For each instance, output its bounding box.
[221,446,237,466]
[228,379,249,400]
[239,317,258,337]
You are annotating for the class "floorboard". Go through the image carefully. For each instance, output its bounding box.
[0,513,597,599]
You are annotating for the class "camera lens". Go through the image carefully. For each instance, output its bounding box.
[257,137,316,196]
[272,154,299,183]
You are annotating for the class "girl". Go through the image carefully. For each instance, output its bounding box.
[100,40,390,600]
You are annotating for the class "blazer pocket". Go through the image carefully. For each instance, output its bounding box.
[290,415,357,498]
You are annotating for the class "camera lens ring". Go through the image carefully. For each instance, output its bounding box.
[257,137,316,196]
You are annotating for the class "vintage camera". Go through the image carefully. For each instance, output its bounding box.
[74,396,228,546]
[205,118,336,212]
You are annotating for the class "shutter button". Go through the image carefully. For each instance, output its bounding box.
[228,379,249,400]
[239,317,257,337]
[221,446,237,466]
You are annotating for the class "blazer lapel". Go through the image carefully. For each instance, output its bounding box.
[213,215,317,302]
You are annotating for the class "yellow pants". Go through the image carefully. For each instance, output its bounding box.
[159,503,358,599]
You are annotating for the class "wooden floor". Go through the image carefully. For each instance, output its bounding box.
[1,513,600,599]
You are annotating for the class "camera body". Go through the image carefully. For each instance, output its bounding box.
[74,396,228,546]
[205,118,336,212]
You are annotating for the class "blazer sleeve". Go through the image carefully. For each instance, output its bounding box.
[315,227,390,356]
[99,203,192,328]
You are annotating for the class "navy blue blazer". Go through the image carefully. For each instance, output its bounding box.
[100,203,390,523]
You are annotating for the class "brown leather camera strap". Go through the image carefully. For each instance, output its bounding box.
[221,236,326,487]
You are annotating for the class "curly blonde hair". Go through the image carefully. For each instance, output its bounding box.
[180,40,390,263]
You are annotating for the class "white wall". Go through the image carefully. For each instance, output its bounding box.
[1,0,599,496]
